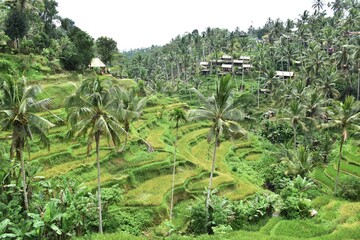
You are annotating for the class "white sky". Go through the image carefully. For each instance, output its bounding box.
[56,0,325,51]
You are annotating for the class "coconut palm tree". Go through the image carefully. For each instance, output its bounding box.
[110,88,147,150]
[281,145,315,177]
[324,96,360,193]
[188,75,246,208]
[168,108,187,222]
[0,76,54,210]
[312,0,325,14]
[280,100,310,148]
[65,77,125,233]
[318,68,340,100]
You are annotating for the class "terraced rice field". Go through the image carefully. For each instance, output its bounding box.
[12,99,264,215]
[312,140,360,192]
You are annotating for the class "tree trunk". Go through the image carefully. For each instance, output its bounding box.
[334,137,344,194]
[293,125,297,148]
[357,69,359,101]
[169,123,179,221]
[19,137,29,211]
[257,69,261,108]
[206,130,219,208]
[170,64,174,87]
[95,131,103,233]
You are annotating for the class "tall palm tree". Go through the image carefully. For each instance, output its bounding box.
[65,77,125,233]
[324,96,360,193]
[0,77,54,210]
[280,100,310,148]
[188,75,246,208]
[312,0,325,14]
[168,108,187,222]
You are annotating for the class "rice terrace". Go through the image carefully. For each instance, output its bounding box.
[0,0,360,239]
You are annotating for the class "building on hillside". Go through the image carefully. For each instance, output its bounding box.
[200,62,210,75]
[233,59,245,66]
[239,56,251,63]
[200,62,209,67]
[221,55,233,63]
[221,64,233,72]
[275,71,294,79]
[243,64,253,72]
[90,58,106,74]
[199,55,252,76]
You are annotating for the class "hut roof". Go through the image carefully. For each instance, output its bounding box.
[233,60,244,64]
[275,71,294,77]
[243,64,253,68]
[221,55,233,60]
[200,61,209,66]
[239,56,250,60]
[221,64,233,69]
[90,58,106,68]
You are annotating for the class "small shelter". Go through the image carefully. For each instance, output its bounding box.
[221,55,233,63]
[233,59,244,66]
[90,58,106,73]
[239,56,250,62]
[275,71,294,79]
[221,64,233,72]
[243,64,253,71]
[200,62,209,67]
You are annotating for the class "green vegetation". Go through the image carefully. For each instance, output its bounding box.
[0,0,360,239]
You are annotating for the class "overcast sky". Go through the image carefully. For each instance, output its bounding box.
[56,0,325,51]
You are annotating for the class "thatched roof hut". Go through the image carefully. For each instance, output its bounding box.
[90,58,106,68]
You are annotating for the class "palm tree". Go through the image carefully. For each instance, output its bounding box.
[188,75,246,208]
[0,77,54,210]
[324,96,360,193]
[111,88,147,150]
[281,145,315,177]
[318,68,340,100]
[168,108,187,222]
[280,100,310,148]
[65,77,125,233]
[312,0,325,14]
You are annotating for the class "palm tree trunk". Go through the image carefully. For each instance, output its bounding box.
[169,124,179,221]
[334,137,344,194]
[19,138,29,210]
[293,125,297,148]
[171,64,174,87]
[257,69,261,108]
[95,131,103,233]
[206,130,219,208]
[357,69,359,101]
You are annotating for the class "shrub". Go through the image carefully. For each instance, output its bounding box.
[336,176,360,201]
[260,120,293,144]
[231,193,278,230]
[188,201,209,235]
[278,176,315,219]
[104,207,153,235]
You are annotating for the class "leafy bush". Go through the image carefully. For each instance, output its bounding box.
[188,201,209,235]
[231,193,278,230]
[260,120,293,144]
[104,207,153,235]
[279,176,315,219]
[263,162,288,192]
[336,176,360,201]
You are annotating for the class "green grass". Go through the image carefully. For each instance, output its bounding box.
[244,152,262,161]
[269,220,333,238]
